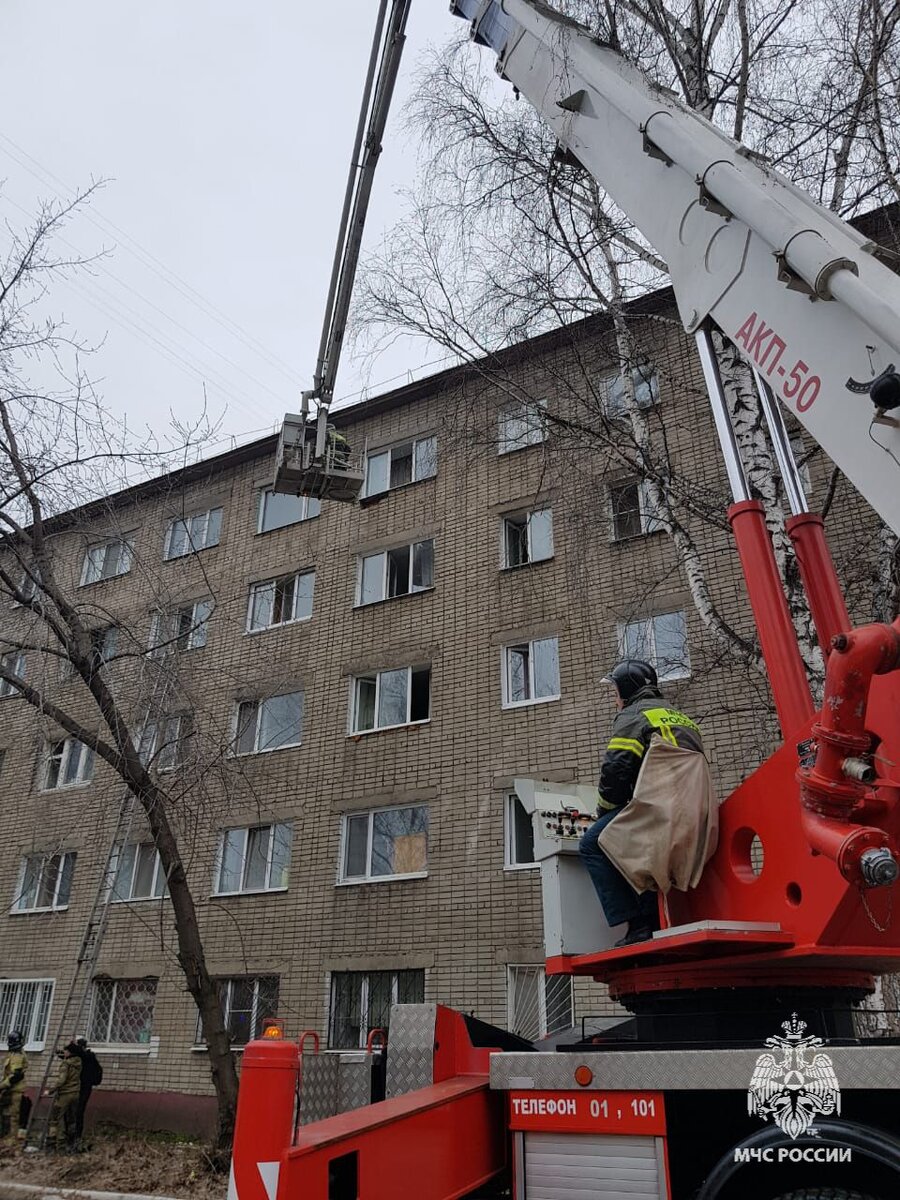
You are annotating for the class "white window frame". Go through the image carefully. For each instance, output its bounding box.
[111,843,167,903]
[355,540,435,606]
[12,851,76,913]
[328,969,425,1050]
[338,804,429,884]
[0,978,54,1051]
[610,479,661,541]
[257,488,320,534]
[195,976,280,1048]
[504,794,538,871]
[361,435,437,498]
[500,509,554,568]
[138,714,191,772]
[89,978,158,1046]
[0,649,25,698]
[234,692,304,755]
[163,507,223,561]
[606,365,659,417]
[348,666,431,734]
[43,738,93,790]
[501,638,561,709]
[149,600,211,656]
[79,536,134,586]
[213,823,292,896]
[507,965,574,1041]
[246,571,315,632]
[498,401,546,455]
[617,611,691,683]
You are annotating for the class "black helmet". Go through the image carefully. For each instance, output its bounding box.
[7,1030,24,1051]
[603,659,658,702]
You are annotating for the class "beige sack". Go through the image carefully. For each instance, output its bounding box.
[598,735,718,894]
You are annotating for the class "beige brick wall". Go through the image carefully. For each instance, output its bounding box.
[0,298,887,1101]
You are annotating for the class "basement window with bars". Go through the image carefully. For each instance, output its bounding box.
[350,666,430,733]
[80,535,135,586]
[504,794,536,869]
[501,509,553,568]
[235,692,304,754]
[247,571,314,631]
[0,979,54,1050]
[43,738,94,790]
[196,977,280,1047]
[163,507,223,560]
[618,611,691,682]
[257,488,321,533]
[357,540,434,605]
[90,978,158,1045]
[340,805,428,883]
[111,843,167,902]
[507,965,573,1041]
[13,851,76,913]
[328,970,425,1049]
[214,823,292,895]
[149,600,211,655]
[362,436,437,497]
[502,638,560,708]
[0,649,25,698]
[610,479,662,540]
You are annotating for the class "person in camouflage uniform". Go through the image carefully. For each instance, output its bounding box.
[0,1030,28,1144]
[45,1043,81,1151]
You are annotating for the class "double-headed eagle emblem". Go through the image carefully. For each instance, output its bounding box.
[748,1013,840,1140]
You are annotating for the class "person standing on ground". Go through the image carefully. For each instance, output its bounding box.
[74,1037,102,1144]
[579,660,704,946]
[44,1043,81,1152]
[0,1030,28,1145]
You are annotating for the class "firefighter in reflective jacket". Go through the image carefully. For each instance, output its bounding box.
[0,1030,28,1143]
[579,659,704,947]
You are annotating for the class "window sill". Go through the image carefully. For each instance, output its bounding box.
[245,616,313,636]
[353,587,434,610]
[359,476,435,505]
[501,695,561,711]
[39,781,93,794]
[497,441,546,457]
[347,718,431,739]
[111,896,166,905]
[10,906,70,916]
[336,872,428,887]
[503,861,540,873]
[163,546,219,564]
[232,741,302,758]
[610,529,665,545]
[659,673,692,684]
[191,1043,249,1054]
[94,1039,159,1058]
[256,515,320,536]
[78,574,131,589]
[211,886,289,899]
[500,557,554,572]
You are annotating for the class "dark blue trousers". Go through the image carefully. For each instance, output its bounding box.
[579,808,658,928]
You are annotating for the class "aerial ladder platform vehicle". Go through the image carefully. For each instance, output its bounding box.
[236,0,900,1195]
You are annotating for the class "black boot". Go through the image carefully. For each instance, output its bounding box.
[614,920,655,948]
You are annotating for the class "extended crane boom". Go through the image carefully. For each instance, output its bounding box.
[451,0,900,535]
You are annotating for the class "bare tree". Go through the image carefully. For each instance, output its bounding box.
[0,192,252,1157]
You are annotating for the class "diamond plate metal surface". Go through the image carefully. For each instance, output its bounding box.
[386,1003,437,1098]
[490,1045,900,1091]
[299,1051,339,1125]
[338,1058,373,1113]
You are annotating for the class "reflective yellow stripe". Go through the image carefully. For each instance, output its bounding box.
[643,706,697,745]
[607,737,644,757]
[597,795,620,811]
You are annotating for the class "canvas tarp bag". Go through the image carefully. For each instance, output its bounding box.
[598,734,718,894]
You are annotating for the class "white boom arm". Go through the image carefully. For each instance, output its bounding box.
[451,0,900,535]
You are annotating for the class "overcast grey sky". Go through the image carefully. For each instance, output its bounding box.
[1,1,462,453]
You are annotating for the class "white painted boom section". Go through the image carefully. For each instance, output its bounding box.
[451,0,900,534]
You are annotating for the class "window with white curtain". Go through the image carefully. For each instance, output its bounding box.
[215,823,292,894]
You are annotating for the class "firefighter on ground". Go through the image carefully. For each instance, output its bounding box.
[579,659,704,947]
[0,1030,28,1144]
[45,1042,81,1151]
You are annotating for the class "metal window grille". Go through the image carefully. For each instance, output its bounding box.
[0,979,54,1049]
[195,976,279,1046]
[328,970,425,1049]
[89,978,158,1044]
[507,965,573,1041]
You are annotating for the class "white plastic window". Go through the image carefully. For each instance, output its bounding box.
[111,843,167,901]
[340,806,428,882]
[502,510,553,567]
[164,507,223,560]
[138,714,192,772]
[44,739,94,789]
[606,365,659,417]
[498,402,545,454]
[80,537,134,585]
[618,611,691,682]
[197,977,279,1046]
[247,572,314,632]
[504,794,537,869]
[357,540,434,605]
[215,823,292,895]
[13,852,76,912]
[0,979,54,1050]
[257,488,321,533]
[362,436,437,497]
[610,480,661,540]
[235,693,303,754]
[502,638,560,707]
[149,600,212,655]
[0,649,25,698]
[350,667,431,733]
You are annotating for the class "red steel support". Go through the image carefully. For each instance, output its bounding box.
[228,1037,299,1200]
[786,512,851,653]
[728,499,814,739]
